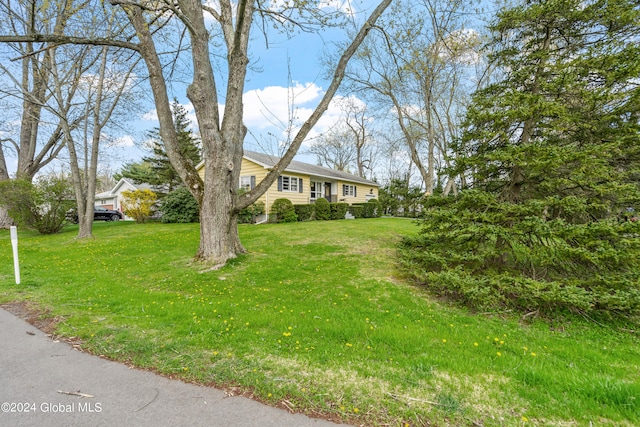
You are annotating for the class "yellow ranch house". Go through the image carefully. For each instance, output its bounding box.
[197,150,379,218]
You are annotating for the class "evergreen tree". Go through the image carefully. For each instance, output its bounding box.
[114,161,155,184]
[119,100,201,194]
[455,0,640,217]
[400,0,640,317]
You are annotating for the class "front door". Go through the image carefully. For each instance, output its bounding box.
[324,182,332,202]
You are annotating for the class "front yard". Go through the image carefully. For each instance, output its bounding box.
[1,219,638,426]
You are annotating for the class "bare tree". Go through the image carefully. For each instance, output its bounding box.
[0,0,139,236]
[0,0,90,227]
[0,0,392,266]
[308,124,357,172]
[0,0,75,181]
[340,97,378,179]
[343,0,482,196]
[51,40,140,238]
[308,97,379,179]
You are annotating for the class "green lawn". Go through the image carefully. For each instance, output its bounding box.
[1,219,639,426]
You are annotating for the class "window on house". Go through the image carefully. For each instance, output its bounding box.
[240,176,251,191]
[278,175,302,192]
[310,181,324,200]
[342,184,356,197]
[239,176,256,191]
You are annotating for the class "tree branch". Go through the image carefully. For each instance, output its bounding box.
[0,35,139,58]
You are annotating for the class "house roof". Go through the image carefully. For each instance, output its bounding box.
[197,150,378,187]
[96,178,154,198]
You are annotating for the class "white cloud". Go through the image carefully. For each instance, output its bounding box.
[109,134,135,148]
[139,83,366,153]
[242,83,360,149]
[142,109,158,122]
[438,28,482,65]
[242,82,322,130]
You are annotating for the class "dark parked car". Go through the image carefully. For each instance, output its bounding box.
[67,206,124,223]
[93,206,124,221]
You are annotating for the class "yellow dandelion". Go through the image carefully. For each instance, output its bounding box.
[496,352,502,357]
[473,342,479,347]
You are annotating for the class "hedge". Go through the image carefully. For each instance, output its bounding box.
[330,202,349,220]
[159,187,199,223]
[313,198,331,220]
[352,199,382,218]
[270,198,297,223]
[294,204,314,221]
[349,205,364,219]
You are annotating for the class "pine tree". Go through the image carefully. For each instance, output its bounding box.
[455,0,640,218]
[400,0,640,317]
[114,161,155,184]
[119,100,201,194]
[143,101,201,193]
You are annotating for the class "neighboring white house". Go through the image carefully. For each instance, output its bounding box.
[95,178,154,220]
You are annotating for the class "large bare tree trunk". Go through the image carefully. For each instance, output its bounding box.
[0,144,8,182]
[0,208,11,229]
[197,159,245,265]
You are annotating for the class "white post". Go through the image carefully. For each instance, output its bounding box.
[10,226,20,285]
